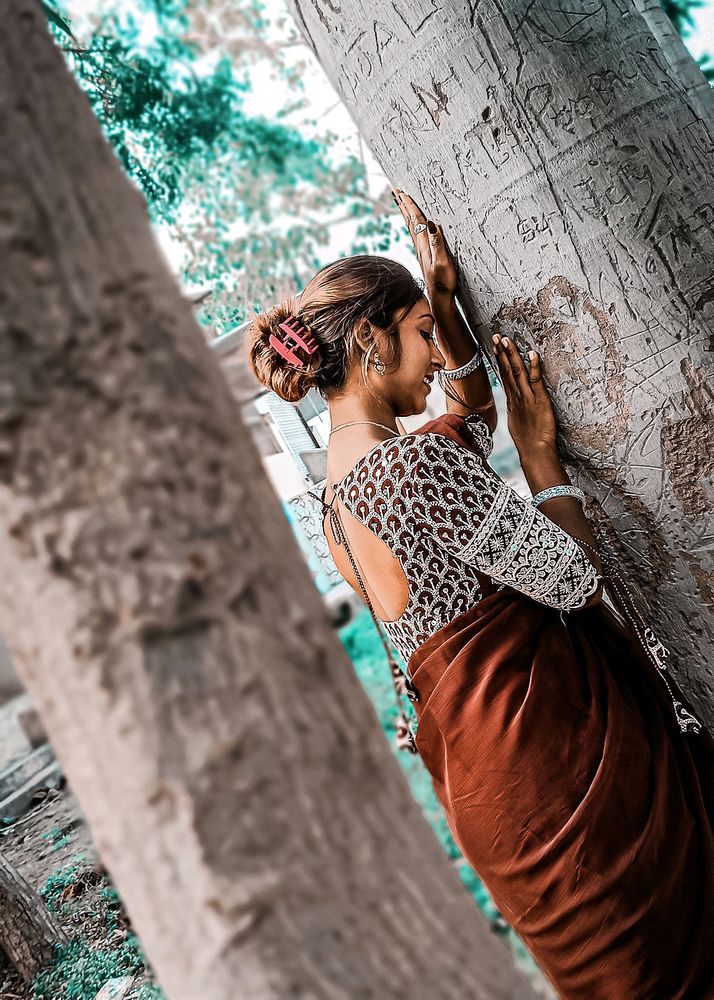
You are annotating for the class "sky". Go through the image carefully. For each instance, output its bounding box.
[685,1,714,58]
[236,0,714,276]
[243,0,714,285]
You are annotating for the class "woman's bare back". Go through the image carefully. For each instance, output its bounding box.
[323,480,411,624]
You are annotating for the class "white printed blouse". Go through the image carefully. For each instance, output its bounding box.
[327,413,601,664]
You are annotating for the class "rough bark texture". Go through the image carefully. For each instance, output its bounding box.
[288,0,714,728]
[0,852,66,981]
[0,5,537,999]
[634,0,713,117]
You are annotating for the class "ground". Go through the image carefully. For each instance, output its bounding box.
[0,786,161,1000]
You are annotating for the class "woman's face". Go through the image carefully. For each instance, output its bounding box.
[380,297,445,415]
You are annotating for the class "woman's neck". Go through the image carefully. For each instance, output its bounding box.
[327,390,400,434]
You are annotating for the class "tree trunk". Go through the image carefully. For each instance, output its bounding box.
[288,0,714,728]
[0,5,536,999]
[634,0,714,117]
[0,852,66,980]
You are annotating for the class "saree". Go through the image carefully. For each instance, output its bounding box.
[409,583,714,999]
[325,409,714,996]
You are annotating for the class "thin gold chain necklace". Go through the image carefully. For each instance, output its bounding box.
[328,419,400,437]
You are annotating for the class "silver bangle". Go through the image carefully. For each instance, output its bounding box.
[531,485,586,507]
[437,347,484,384]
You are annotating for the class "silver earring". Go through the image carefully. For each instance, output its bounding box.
[372,350,386,376]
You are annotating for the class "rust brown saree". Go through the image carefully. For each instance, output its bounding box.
[325,411,714,997]
[405,448,714,999]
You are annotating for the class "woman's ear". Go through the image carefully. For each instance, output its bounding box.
[352,318,374,355]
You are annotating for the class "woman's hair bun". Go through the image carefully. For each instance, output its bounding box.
[246,300,321,403]
[245,255,424,401]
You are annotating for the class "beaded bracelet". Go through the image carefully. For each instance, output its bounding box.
[531,484,586,507]
[437,347,484,384]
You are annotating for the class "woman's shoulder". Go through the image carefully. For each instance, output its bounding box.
[404,411,494,465]
[334,433,424,496]
[462,412,494,458]
[335,412,493,498]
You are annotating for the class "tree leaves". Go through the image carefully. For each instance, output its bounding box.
[660,0,705,34]
[40,0,76,42]
[44,0,398,334]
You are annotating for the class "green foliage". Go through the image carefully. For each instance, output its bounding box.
[35,859,165,1000]
[40,862,85,912]
[42,824,73,852]
[699,51,714,79]
[42,0,714,334]
[339,608,548,983]
[46,0,397,334]
[660,0,706,33]
[659,0,714,79]
[32,935,162,1000]
[55,13,248,221]
[41,1,75,40]
[338,610,479,897]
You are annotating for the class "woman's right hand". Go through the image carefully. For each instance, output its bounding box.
[393,189,458,300]
[492,334,558,454]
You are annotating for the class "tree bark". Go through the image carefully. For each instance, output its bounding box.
[0,852,66,980]
[288,0,714,728]
[0,4,536,999]
[634,0,714,117]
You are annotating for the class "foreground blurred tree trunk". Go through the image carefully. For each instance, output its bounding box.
[289,0,714,728]
[0,4,535,999]
[0,852,66,980]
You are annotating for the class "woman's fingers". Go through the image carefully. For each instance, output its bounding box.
[394,191,458,291]
[492,334,520,398]
[527,349,547,395]
[427,219,447,260]
[497,334,532,397]
[394,189,426,228]
[427,220,459,293]
[426,220,445,271]
[393,189,430,260]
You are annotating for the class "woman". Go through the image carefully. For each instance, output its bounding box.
[246,191,714,999]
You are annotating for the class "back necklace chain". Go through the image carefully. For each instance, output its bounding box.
[326,419,400,496]
[328,419,400,438]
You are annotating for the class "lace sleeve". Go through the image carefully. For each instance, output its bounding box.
[411,434,602,611]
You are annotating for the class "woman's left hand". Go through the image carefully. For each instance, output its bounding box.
[393,190,458,299]
[492,334,558,454]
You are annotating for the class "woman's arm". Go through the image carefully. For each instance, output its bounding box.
[431,292,497,431]
[519,445,603,578]
[408,430,602,611]
[491,333,603,582]
[393,190,497,432]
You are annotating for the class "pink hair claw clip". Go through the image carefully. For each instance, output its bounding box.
[270,316,318,369]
